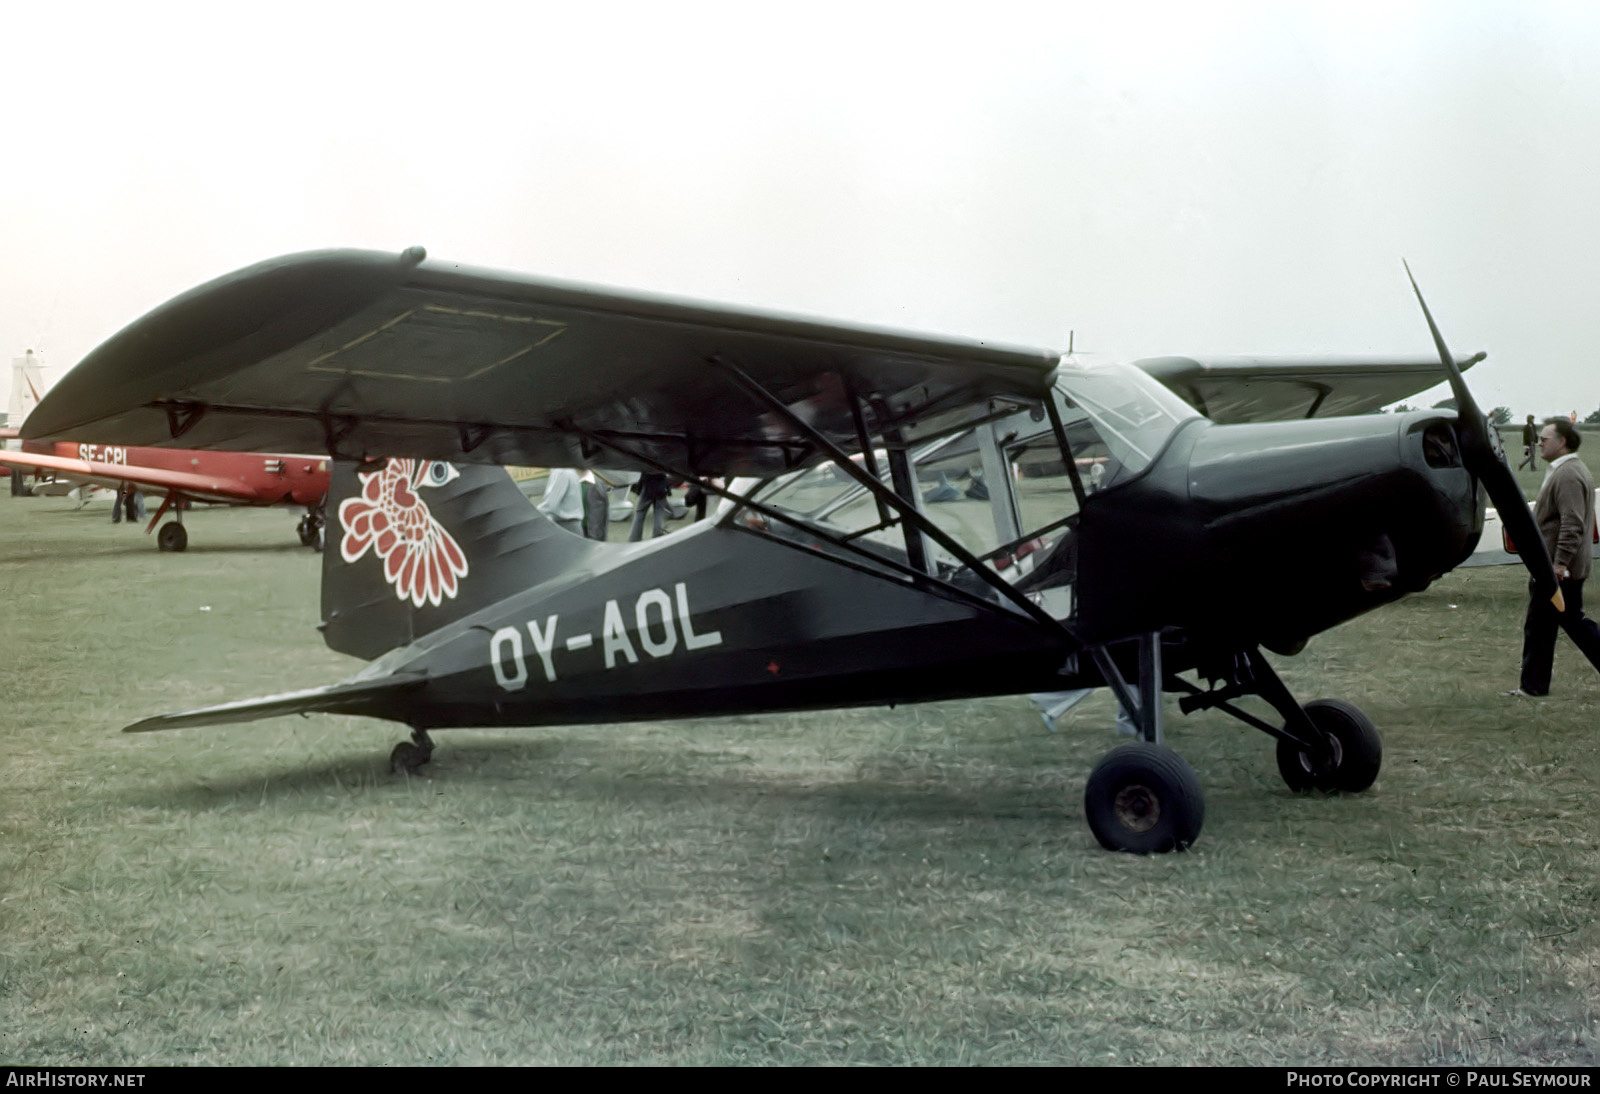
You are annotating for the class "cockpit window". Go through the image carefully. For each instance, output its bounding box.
[729,358,1198,620]
[743,454,910,567]
[1053,358,1199,488]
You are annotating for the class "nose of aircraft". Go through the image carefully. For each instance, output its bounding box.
[1075,411,1482,652]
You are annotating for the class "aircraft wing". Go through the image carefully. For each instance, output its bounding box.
[1136,355,1481,423]
[0,448,266,503]
[24,248,1060,478]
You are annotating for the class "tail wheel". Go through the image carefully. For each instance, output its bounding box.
[1084,743,1205,854]
[1275,698,1382,793]
[390,730,435,776]
[156,522,188,552]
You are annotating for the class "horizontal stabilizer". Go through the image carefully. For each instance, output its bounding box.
[122,673,426,733]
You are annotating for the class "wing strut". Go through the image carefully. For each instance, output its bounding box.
[846,383,893,528]
[1044,393,1090,506]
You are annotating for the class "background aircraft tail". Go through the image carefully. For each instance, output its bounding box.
[322,459,593,659]
[7,349,45,429]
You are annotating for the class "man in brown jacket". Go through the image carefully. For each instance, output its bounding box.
[1510,418,1600,695]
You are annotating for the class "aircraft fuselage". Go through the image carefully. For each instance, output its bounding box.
[20,440,329,506]
[330,408,1482,732]
[352,523,1069,729]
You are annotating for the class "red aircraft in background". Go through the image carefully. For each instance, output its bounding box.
[0,435,329,551]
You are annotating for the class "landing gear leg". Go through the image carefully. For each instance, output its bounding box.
[390,728,434,776]
[1274,699,1382,793]
[1082,633,1205,853]
[1173,647,1382,794]
[149,493,187,552]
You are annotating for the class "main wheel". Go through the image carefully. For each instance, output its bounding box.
[1084,743,1205,854]
[156,522,188,552]
[1275,698,1382,793]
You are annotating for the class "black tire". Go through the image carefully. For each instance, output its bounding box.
[1275,698,1382,793]
[156,523,188,553]
[1084,743,1205,854]
[389,741,430,775]
[390,731,434,776]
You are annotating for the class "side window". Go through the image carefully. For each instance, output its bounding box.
[977,394,1125,611]
[1009,428,1083,534]
[911,405,1091,567]
[915,407,1091,608]
[913,439,1008,563]
[738,387,1134,616]
[743,457,911,567]
[1000,418,1082,608]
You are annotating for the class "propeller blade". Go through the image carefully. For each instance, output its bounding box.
[1403,262,1565,612]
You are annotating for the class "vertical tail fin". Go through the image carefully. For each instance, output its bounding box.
[322,460,594,659]
[8,350,45,428]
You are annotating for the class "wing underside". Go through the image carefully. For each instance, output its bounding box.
[25,249,1059,478]
[1138,354,1482,423]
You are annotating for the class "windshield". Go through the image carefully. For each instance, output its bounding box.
[1052,358,1199,485]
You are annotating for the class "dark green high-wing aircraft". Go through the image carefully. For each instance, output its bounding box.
[25,248,1565,853]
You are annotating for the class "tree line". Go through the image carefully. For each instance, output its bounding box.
[1387,399,1600,426]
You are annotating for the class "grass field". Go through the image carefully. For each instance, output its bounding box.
[1,492,1596,1065]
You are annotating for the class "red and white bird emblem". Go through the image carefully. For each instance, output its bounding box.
[338,459,469,608]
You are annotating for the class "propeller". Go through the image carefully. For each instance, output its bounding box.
[1403,261,1565,612]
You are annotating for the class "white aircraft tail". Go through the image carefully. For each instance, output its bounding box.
[7,350,46,430]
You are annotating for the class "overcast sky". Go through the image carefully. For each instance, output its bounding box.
[5,0,1598,418]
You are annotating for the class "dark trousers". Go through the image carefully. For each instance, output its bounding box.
[112,490,145,524]
[628,496,667,541]
[583,481,610,541]
[1520,576,1600,694]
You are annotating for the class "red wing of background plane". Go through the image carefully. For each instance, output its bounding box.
[1,444,329,551]
[0,447,269,503]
